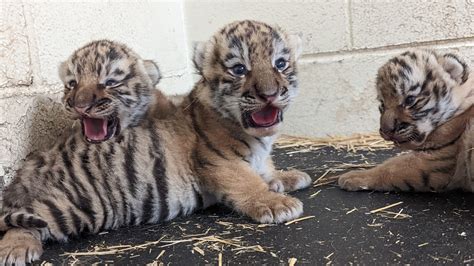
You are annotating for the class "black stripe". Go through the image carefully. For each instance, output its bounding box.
[190,103,227,159]
[56,169,89,230]
[26,215,34,227]
[29,216,47,228]
[229,131,251,150]
[81,148,108,231]
[142,184,154,224]
[191,147,216,169]
[403,181,415,191]
[231,146,245,158]
[69,208,82,235]
[4,214,12,227]
[95,150,116,228]
[16,214,25,227]
[420,71,433,92]
[42,199,70,236]
[61,151,96,230]
[105,142,128,226]
[421,172,430,187]
[153,157,169,221]
[124,130,138,198]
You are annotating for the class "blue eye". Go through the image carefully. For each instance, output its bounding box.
[404,96,416,106]
[230,64,247,76]
[275,58,287,71]
[105,79,118,87]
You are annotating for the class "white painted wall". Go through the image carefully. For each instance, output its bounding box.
[1,0,474,185]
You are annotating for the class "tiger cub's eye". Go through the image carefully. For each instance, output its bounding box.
[404,96,416,107]
[230,64,247,77]
[275,58,288,71]
[68,80,77,88]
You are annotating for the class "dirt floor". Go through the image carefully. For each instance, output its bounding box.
[40,146,474,264]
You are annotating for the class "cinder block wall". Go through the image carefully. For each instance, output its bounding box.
[1,0,474,186]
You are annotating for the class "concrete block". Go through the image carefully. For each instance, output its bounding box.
[351,0,474,49]
[0,2,32,88]
[184,1,350,54]
[23,2,193,93]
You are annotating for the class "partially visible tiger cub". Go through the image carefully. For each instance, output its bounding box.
[0,21,310,264]
[338,49,474,192]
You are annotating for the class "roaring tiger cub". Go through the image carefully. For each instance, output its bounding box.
[338,49,474,192]
[60,40,175,142]
[0,20,310,264]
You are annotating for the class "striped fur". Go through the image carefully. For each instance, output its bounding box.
[338,50,474,192]
[0,21,311,264]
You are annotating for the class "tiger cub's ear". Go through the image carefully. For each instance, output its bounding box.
[143,60,161,86]
[288,34,303,59]
[439,53,469,85]
[192,41,208,75]
[58,61,71,84]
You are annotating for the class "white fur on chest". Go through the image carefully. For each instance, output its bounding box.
[247,136,275,181]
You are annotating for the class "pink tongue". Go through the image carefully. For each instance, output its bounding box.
[83,118,108,141]
[251,106,279,126]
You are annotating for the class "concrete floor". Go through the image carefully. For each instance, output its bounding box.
[40,147,474,264]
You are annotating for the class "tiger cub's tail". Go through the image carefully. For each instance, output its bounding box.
[0,212,48,231]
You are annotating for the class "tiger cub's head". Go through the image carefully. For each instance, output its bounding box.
[193,20,302,137]
[59,40,161,143]
[376,49,470,149]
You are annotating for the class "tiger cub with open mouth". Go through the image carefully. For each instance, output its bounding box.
[0,21,311,264]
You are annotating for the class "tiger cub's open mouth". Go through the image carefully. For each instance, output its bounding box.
[244,105,282,128]
[81,117,120,143]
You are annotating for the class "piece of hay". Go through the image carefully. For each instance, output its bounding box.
[193,246,205,256]
[368,201,403,214]
[288,257,297,266]
[276,133,393,152]
[284,215,315,225]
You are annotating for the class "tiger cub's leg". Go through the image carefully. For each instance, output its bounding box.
[0,228,43,265]
[206,161,303,223]
[338,152,455,192]
[265,159,311,193]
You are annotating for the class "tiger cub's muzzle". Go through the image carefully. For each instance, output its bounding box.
[66,88,120,144]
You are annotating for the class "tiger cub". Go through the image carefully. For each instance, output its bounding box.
[0,21,310,264]
[59,40,175,143]
[338,49,474,192]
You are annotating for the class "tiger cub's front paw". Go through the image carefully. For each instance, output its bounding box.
[0,229,43,265]
[246,193,303,224]
[269,169,312,193]
[337,170,377,191]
